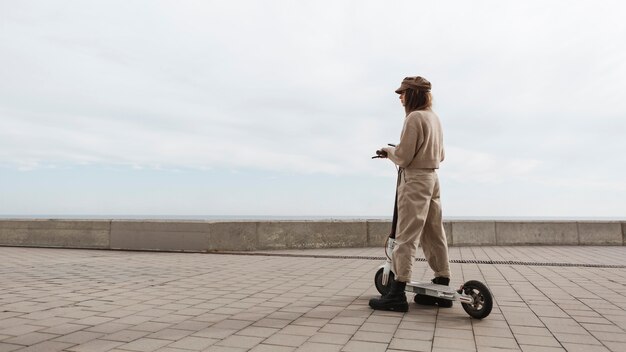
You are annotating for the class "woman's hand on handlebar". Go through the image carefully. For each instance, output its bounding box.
[371,143,396,159]
[372,149,388,159]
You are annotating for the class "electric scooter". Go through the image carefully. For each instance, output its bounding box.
[372,147,493,319]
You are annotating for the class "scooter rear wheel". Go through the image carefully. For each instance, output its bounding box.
[460,280,493,319]
[374,267,395,296]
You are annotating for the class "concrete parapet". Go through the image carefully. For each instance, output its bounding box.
[0,220,110,249]
[495,221,578,245]
[0,219,624,251]
[577,222,623,245]
[452,221,496,245]
[208,222,258,251]
[366,221,391,247]
[258,221,366,249]
[110,220,209,252]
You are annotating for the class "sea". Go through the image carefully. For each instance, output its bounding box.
[0,215,624,221]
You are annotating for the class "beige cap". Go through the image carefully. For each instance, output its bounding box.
[395,76,431,94]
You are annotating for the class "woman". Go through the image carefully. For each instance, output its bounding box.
[369,76,451,312]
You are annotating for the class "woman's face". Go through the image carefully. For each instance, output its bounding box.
[399,91,406,106]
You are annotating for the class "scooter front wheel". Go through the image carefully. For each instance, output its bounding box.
[374,267,395,296]
[460,280,493,319]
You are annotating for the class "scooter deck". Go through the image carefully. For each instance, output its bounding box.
[406,282,457,300]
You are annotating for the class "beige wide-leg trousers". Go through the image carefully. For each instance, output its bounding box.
[392,168,450,282]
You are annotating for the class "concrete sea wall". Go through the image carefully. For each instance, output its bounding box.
[0,219,624,252]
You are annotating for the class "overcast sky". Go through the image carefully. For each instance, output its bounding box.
[1,0,625,218]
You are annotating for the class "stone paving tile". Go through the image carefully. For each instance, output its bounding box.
[394,328,433,341]
[166,336,217,350]
[519,346,567,352]
[84,322,133,334]
[510,326,553,336]
[119,338,171,351]
[553,331,603,345]
[294,341,342,352]
[28,317,73,328]
[280,325,319,337]
[41,323,88,335]
[101,329,151,342]
[473,326,514,338]
[434,326,473,339]
[0,326,43,337]
[130,322,172,333]
[249,344,295,352]
[66,339,125,352]
[358,322,397,333]
[210,320,252,331]
[475,335,519,349]
[150,348,193,352]
[170,321,212,332]
[247,314,283,324]
[560,343,611,352]
[2,332,57,346]
[603,341,626,352]
[388,337,432,351]
[234,326,278,338]
[328,316,366,326]
[352,330,393,343]
[12,341,74,352]
[52,331,103,344]
[307,332,351,345]
[0,343,22,352]
[146,329,193,341]
[291,317,328,327]
[262,333,309,347]
[433,336,476,351]
[192,328,236,340]
[203,347,247,352]
[1,246,625,352]
[214,335,264,349]
[319,323,359,335]
[514,334,561,348]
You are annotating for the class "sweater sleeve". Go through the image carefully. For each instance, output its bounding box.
[382,115,418,168]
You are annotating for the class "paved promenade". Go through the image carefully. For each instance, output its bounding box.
[1,246,625,352]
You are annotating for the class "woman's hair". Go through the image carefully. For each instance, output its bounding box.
[403,88,432,115]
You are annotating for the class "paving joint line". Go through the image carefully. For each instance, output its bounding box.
[212,251,626,268]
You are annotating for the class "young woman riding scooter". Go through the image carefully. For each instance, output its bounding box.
[369,76,451,312]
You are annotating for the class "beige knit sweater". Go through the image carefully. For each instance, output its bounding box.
[382,109,445,169]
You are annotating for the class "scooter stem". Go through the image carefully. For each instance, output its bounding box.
[382,239,395,285]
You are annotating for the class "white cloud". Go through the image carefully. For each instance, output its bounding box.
[444,146,541,183]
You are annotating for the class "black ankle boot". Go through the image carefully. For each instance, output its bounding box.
[369,280,408,312]
[432,277,450,286]
[413,277,453,308]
